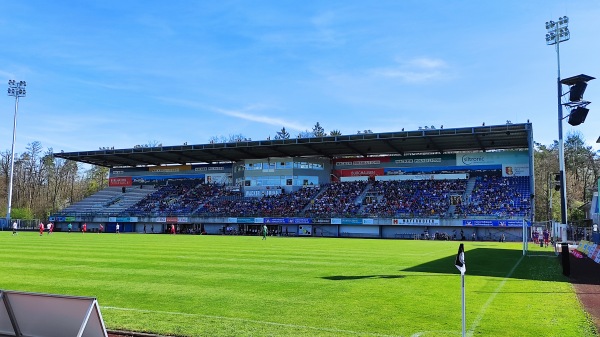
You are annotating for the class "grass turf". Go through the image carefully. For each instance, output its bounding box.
[1,231,597,337]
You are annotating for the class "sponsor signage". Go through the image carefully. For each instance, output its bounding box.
[502,164,529,177]
[462,220,524,227]
[331,218,371,225]
[337,168,384,177]
[392,218,440,225]
[378,173,468,181]
[109,177,133,187]
[333,157,390,167]
[232,218,256,224]
[149,165,192,173]
[192,163,232,172]
[108,217,138,223]
[457,151,529,167]
[264,218,313,224]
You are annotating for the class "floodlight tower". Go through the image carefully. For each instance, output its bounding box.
[545,17,569,226]
[6,80,26,227]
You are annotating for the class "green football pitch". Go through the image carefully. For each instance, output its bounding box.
[1,231,597,337]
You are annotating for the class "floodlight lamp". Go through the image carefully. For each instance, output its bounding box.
[8,80,15,86]
[19,81,26,86]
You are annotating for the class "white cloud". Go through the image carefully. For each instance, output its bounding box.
[158,97,309,132]
[213,106,308,132]
[370,57,452,83]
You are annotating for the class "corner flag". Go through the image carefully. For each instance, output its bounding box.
[455,243,466,275]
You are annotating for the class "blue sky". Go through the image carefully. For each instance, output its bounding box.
[1,1,599,156]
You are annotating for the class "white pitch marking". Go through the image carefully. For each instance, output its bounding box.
[466,255,525,337]
[102,306,400,337]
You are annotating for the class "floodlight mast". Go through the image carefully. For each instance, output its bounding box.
[545,17,569,227]
[6,80,26,227]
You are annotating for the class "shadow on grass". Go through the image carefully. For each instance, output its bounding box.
[322,275,405,280]
[399,247,571,283]
[320,247,600,285]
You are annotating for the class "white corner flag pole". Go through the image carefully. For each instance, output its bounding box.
[455,243,466,337]
[461,272,466,337]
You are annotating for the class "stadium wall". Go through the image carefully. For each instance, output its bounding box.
[49,215,528,241]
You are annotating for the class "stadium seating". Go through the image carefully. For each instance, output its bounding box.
[57,173,530,219]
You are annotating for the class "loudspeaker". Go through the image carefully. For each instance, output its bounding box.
[568,107,589,126]
[569,81,587,101]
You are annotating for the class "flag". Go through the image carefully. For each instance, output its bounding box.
[455,243,466,275]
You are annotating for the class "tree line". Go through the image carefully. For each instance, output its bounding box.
[0,131,598,224]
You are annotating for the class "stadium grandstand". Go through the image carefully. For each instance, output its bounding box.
[52,123,534,241]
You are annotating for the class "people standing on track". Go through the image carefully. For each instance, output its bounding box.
[68,223,72,233]
[116,223,120,234]
[82,223,87,234]
[12,221,18,236]
[262,225,268,240]
[99,224,104,234]
[46,222,52,235]
[39,222,45,236]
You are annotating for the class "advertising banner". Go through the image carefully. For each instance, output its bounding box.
[502,164,530,177]
[192,163,232,172]
[109,177,132,187]
[462,220,524,227]
[392,218,440,225]
[264,218,313,224]
[331,218,375,225]
[108,217,138,223]
[110,167,149,175]
[333,157,390,167]
[456,151,529,167]
[378,173,468,181]
[391,154,455,167]
[149,165,192,173]
[336,168,384,177]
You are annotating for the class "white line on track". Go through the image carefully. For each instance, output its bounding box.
[466,255,525,337]
[102,306,400,337]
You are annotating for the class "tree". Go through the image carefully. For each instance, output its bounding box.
[296,130,313,138]
[533,131,600,223]
[312,122,326,137]
[329,129,342,136]
[208,134,248,143]
[274,127,290,140]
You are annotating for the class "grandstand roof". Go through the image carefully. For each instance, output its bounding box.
[54,123,532,168]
